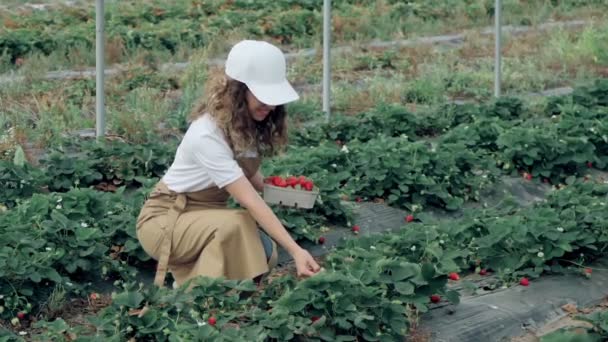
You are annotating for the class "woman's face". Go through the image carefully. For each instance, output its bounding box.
[246,90,276,121]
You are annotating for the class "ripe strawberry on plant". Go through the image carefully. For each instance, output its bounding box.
[479,269,488,276]
[90,292,99,300]
[297,175,307,184]
[208,317,217,326]
[405,214,414,223]
[519,277,529,286]
[430,295,441,303]
[17,312,26,320]
[448,272,460,281]
[523,172,532,181]
[584,268,592,277]
[318,236,326,244]
[352,225,360,234]
[311,316,320,323]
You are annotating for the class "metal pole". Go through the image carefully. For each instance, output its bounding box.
[494,0,501,97]
[96,0,106,137]
[322,0,331,121]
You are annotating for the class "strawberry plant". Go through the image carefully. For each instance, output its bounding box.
[496,122,596,182]
[0,187,149,320]
[0,161,48,208]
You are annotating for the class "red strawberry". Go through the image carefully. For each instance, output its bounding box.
[90,292,99,300]
[587,162,593,168]
[275,178,288,188]
[479,269,488,276]
[356,197,363,203]
[271,176,284,186]
[352,225,360,234]
[520,277,529,286]
[285,176,298,187]
[405,215,414,223]
[585,268,592,275]
[523,172,532,181]
[298,176,307,184]
[318,236,325,244]
[448,272,460,281]
[17,312,25,320]
[311,316,320,323]
[208,317,217,326]
[430,295,441,303]
[303,181,314,191]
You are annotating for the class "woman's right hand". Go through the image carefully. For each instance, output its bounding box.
[292,248,321,278]
[225,176,322,278]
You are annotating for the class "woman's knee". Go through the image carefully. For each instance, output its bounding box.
[216,210,255,239]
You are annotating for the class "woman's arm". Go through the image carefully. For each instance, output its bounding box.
[249,170,265,193]
[225,176,320,277]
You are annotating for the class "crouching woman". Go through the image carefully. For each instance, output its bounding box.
[136,40,320,288]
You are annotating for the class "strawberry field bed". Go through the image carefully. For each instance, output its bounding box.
[1,79,608,340]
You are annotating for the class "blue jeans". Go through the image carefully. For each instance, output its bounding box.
[259,230,273,262]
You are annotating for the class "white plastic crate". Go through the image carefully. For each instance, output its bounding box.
[263,184,319,209]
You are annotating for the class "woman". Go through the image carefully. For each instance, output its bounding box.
[136,40,320,288]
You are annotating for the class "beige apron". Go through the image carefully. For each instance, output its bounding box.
[136,156,278,287]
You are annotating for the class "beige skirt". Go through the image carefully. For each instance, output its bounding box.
[136,182,278,287]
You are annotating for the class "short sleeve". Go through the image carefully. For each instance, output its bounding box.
[187,130,244,189]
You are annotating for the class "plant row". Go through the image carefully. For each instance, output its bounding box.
[3,180,606,340]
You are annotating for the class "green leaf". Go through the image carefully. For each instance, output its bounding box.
[28,272,41,283]
[112,291,144,308]
[565,176,576,185]
[421,263,436,280]
[446,290,460,305]
[540,329,599,342]
[13,145,26,167]
[394,282,415,295]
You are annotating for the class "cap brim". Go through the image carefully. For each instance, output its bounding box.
[247,80,300,106]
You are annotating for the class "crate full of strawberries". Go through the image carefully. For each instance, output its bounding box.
[263,175,319,209]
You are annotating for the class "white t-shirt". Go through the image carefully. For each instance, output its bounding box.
[162,114,246,192]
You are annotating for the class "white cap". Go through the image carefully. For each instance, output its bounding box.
[225,40,299,106]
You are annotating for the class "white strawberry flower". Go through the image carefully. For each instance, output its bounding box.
[537,252,544,258]
[439,240,445,245]
[107,211,114,215]
[331,163,337,168]
[557,227,564,232]
[45,247,52,251]
[56,197,62,203]
[81,222,89,228]
[197,321,206,327]
[19,331,27,336]
[340,145,349,154]
[56,204,62,210]
[370,246,376,250]
[410,245,416,252]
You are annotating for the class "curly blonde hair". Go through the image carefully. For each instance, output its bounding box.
[190,70,288,157]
